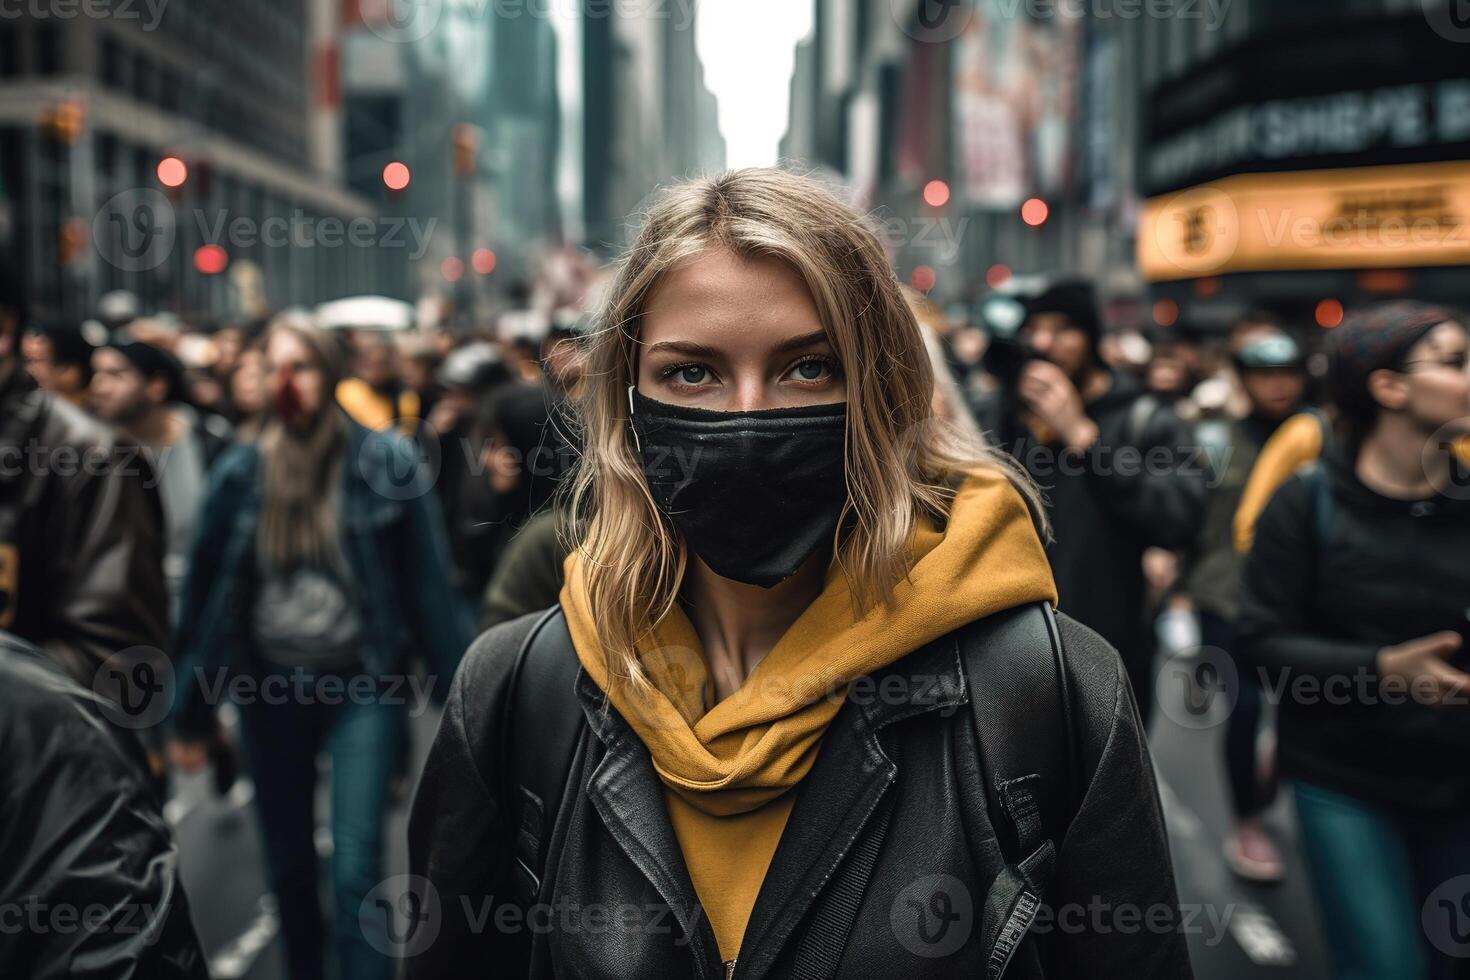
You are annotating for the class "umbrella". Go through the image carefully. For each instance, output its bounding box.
[315,295,414,332]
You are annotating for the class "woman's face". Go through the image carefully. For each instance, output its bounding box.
[231,349,267,415]
[1395,321,1470,435]
[636,248,844,410]
[265,329,326,422]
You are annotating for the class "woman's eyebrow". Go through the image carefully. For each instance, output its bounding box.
[643,339,722,358]
[769,329,831,355]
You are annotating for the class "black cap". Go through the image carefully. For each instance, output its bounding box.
[1026,279,1101,345]
[103,331,186,404]
[24,321,97,370]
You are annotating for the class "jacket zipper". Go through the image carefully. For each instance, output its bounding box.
[724,958,735,980]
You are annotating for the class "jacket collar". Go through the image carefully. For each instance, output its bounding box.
[572,631,966,980]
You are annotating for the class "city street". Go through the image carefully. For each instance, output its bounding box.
[172,667,1329,979]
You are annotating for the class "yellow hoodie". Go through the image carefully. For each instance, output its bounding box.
[559,467,1058,964]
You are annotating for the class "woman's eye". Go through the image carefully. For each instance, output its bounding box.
[787,358,835,383]
[677,364,710,385]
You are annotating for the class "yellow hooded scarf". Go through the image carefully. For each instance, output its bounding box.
[559,467,1058,964]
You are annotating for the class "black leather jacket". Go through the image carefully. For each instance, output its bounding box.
[0,631,207,979]
[408,609,1193,979]
[0,367,168,707]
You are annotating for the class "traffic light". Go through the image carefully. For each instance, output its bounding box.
[452,125,477,178]
[39,97,85,144]
[383,161,411,192]
[157,156,188,188]
[57,218,87,265]
[194,244,229,275]
[1021,197,1049,226]
[923,179,950,208]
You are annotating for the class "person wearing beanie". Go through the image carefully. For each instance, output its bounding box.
[21,322,95,407]
[1237,301,1470,980]
[974,278,1206,727]
[91,333,232,621]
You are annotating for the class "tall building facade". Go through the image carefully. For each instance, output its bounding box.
[782,0,1470,331]
[577,0,726,256]
[0,0,382,321]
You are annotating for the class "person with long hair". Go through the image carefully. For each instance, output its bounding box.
[169,315,471,980]
[408,169,1190,978]
[1238,301,1470,979]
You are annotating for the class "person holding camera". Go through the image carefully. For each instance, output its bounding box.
[974,281,1206,727]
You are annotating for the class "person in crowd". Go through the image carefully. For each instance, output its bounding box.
[426,341,514,607]
[400,333,444,425]
[336,331,420,436]
[0,629,208,979]
[0,300,169,729]
[227,342,270,437]
[1176,327,1310,882]
[21,321,94,407]
[168,315,472,980]
[1237,301,1470,980]
[410,168,1190,979]
[974,279,1207,726]
[90,335,232,619]
[1143,324,1205,412]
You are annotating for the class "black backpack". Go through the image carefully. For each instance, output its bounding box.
[502,602,1081,979]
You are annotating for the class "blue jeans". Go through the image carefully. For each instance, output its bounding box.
[1293,781,1470,980]
[238,663,401,980]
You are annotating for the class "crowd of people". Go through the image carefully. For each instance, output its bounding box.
[1,166,1467,979]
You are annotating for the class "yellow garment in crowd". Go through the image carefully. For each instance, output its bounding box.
[335,377,420,437]
[560,467,1058,964]
[1231,411,1470,554]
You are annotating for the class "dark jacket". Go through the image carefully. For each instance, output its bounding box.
[171,419,473,735]
[407,609,1192,979]
[1236,448,1470,814]
[478,509,568,632]
[978,370,1207,664]
[0,630,207,979]
[0,367,169,706]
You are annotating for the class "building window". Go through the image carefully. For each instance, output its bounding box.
[35,24,61,75]
[0,31,17,78]
[101,36,126,89]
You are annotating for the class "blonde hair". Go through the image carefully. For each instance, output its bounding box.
[561,168,1045,687]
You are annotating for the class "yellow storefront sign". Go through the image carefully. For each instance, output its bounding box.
[1138,161,1470,282]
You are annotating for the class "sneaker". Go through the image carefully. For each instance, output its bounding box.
[1225,818,1284,883]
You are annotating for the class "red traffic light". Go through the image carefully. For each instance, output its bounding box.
[194,244,228,275]
[441,256,464,283]
[922,180,950,208]
[1020,197,1049,227]
[472,248,497,275]
[158,156,188,188]
[383,161,411,191]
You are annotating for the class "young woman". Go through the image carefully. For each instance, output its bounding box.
[168,317,471,980]
[1238,302,1470,979]
[409,169,1190,978]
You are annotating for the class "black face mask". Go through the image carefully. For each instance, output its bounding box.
[628,388,848,588]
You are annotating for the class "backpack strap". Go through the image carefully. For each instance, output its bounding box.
[1300,460,1334,556]
[961,601,1079,980]
[503,605,584,906]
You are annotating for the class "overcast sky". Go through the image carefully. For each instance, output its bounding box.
[696,1,815,169]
